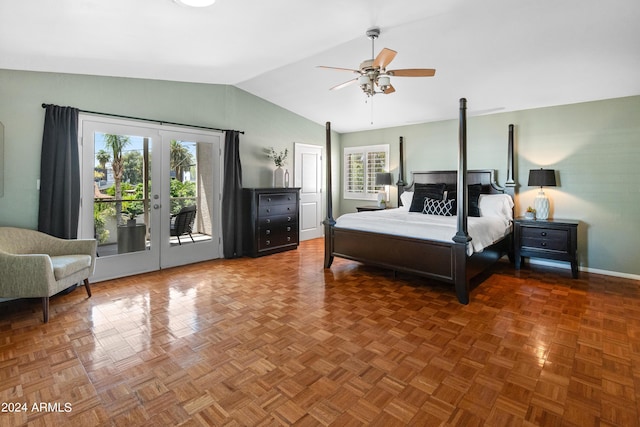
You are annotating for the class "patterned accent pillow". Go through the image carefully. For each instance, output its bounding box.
[423,197,455,216]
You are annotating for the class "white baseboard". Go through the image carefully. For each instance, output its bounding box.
[527,259,640,281]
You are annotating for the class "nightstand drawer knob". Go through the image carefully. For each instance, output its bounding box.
[541,232,547,236]
[266,240,271,246]
[541,242,547,246]
[265,230,270,235]
[266,219,271,224]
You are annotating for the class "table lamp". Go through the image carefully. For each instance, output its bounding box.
[528,168,556,220]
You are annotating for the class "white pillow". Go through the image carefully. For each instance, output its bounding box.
[479,194,514,221]
[399,191,414,210]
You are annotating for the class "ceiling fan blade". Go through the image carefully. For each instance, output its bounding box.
[330,78,358,91]
[384,84,395,94]
[317,65,360,73]
[388,68,436,77]
[373,48,397,69]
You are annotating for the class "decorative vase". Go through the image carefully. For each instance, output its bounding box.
[273,166,285,187]
[284,169,290,188]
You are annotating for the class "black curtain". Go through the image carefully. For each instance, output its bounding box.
[221,130,243,258]
[38,105,80,239]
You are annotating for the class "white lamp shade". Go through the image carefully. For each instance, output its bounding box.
[378,75,390,87]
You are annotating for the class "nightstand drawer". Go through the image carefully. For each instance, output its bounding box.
[521,227,568,251]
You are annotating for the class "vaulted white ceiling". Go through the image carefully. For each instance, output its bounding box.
[1,0,638,133]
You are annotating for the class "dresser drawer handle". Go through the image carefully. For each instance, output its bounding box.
[541,242,547,247]
[265,230,270,235]
[287,196,292,201]
[266,208,270,213]
[287,216,292,221]
[287,207,291,211]
[265,240,270,246]
[267,197,271,202]
[286,226,291,232]
[541,232,547,236]
[266,218,271,224]
[287,237,291,242]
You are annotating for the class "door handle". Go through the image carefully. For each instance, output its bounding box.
[153,204,160,209]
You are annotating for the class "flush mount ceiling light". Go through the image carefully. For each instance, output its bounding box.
[174,0,216,7]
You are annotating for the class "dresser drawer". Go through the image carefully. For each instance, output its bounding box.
[259,193,297,206]
[521,227,568,251]
[258,203,296,217]
[259,214,296,227]
[258,226,299,251]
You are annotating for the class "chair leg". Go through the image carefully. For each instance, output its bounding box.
[189,232,195,243]
[177,235,182,245]
[42,297,49,323]
[84,278,92,298]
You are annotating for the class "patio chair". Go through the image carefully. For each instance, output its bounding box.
[170,205,197,245]
[0,227,96,322]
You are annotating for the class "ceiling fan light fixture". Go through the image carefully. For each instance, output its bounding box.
[378,75,390,90]
[174,0,216,7]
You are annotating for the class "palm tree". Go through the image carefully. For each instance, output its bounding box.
[104,134,130,225]
[170,140,194,182]
[95,149,110,182]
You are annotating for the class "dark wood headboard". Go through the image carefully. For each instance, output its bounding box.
[400,169,512,205]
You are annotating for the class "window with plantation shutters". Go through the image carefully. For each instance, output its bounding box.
[344,144,389,200]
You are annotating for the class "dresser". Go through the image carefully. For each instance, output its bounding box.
[242,188,300,257]
[514,218,579,278]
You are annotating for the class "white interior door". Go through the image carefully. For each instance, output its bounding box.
[294,143,323,241]
[79,116,222,282]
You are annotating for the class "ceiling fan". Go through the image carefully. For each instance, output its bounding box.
[318,28,436,97]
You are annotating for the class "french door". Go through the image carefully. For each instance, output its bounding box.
[79,116,222,282]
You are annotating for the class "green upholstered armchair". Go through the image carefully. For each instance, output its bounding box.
[0,227,96,322]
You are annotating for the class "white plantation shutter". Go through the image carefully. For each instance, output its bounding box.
[344,145,389,200]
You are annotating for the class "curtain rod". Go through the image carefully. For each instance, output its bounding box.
[41,103,244,135]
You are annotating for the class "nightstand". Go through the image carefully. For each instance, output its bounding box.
[514,218,579,278]
[356,205,387,212]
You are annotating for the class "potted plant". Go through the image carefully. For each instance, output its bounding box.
[267,147,288,187]
[525,206,536,220]
[123,202,144,226]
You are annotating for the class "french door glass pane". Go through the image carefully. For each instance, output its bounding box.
[169,140,213,246]
[93,132,151,256]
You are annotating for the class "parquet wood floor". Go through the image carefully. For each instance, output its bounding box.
[1,238,640,426]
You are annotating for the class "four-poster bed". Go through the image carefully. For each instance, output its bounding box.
[323,98,516,304]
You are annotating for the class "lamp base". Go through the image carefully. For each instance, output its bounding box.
[534,189,550,220]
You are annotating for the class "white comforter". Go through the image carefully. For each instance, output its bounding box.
[335,209,512,256]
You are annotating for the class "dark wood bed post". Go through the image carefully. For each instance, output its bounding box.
[323,121,335,268]
[452,98,471,304]
[396,136,406,206]
[505,124,516,198]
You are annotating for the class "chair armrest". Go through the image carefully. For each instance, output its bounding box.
[0,252,56,297]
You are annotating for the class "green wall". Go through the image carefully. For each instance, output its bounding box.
[0,69,327,228]
[340,96,640,277]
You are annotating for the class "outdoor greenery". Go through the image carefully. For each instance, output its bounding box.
[93,139,197,244]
